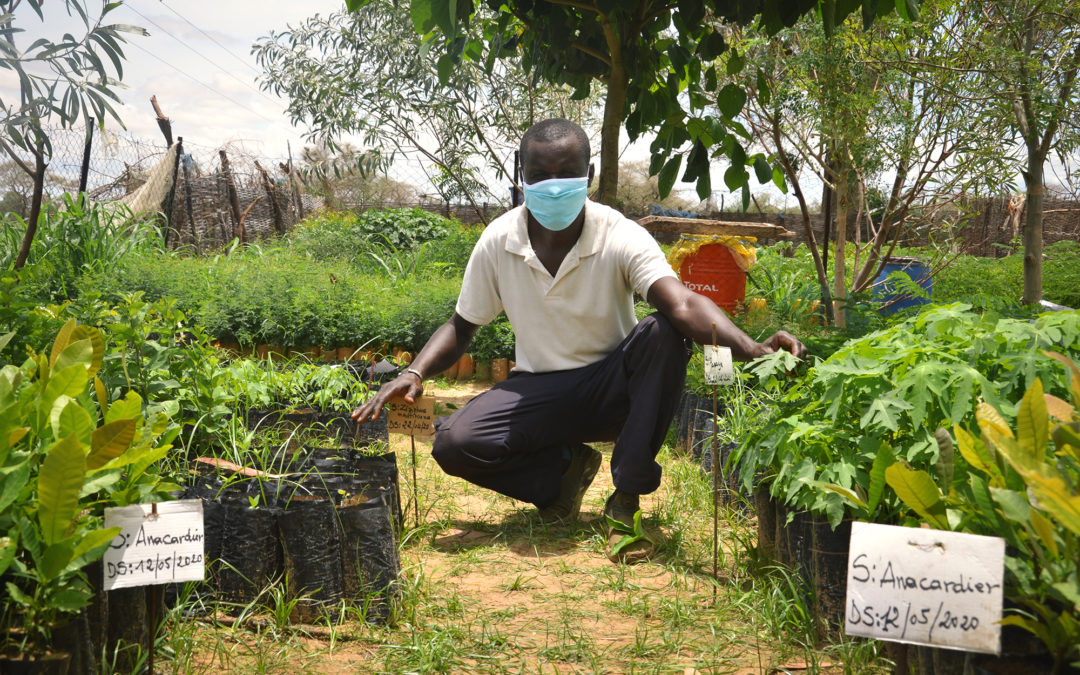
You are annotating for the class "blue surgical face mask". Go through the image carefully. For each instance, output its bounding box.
[522,176,589,231]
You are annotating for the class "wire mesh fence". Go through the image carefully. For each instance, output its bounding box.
[4,125,1079,256]
[3,126,513,251]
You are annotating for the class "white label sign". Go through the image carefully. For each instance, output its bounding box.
[845,522,1004,654]
[704,345,734,385]
[103,500,205,590]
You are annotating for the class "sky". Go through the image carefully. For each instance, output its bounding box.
[2,0,345,164]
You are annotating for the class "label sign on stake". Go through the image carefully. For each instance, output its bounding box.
[704,345,734,385]
[387,395,435,438]
[103,500,205,591]
[845,522,1005,654]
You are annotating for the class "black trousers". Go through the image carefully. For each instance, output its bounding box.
[431,312,692,508]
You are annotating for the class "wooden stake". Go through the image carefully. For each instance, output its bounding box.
[411,435,420,528]
[711,322,720,602]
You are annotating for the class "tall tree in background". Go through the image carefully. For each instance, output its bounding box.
[255,0,602,221]
[0,0,145,269]
[353,0,917,206]
[959,1,1080,305]
[734,2,1011,325]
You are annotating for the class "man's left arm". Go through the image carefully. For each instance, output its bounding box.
[646,276,807,361]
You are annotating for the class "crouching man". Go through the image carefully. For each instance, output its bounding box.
[352,118,805,562]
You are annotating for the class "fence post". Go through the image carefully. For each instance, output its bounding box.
[181,147,199,254]
[287,141,305,222]
[161,137,183,250]
[255,160,284,235]
[219,150,245,244]
[78,117,95,195]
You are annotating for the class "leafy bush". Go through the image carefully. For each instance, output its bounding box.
[470,314,516,361]
[927,240,1080,309]
[740,304,1080,526]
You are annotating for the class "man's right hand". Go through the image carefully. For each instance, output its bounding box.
[351,370,424,423]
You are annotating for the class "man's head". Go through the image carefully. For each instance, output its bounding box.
[520,119,592,184]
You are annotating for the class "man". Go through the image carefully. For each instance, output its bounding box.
[352,118,805,562]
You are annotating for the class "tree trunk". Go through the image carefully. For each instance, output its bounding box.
[13,147,46,271]
[832,167,849,328]
[1021,150,1044,305]
[595,54,628,206]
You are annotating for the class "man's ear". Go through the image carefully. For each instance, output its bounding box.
[587,163,595,186]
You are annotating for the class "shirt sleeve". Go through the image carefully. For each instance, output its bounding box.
[455,231,503,326]
[621,221,678,298]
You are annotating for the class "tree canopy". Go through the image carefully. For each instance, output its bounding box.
[344,0,918,205]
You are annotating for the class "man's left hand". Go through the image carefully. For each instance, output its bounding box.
[757,331,807,360]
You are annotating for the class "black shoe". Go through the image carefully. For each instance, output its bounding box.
[537,444,602,524]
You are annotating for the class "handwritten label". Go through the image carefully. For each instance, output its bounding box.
[103,500,205,590]
[845,521,1004,654]
[387,395,435,438]
[704,345,734,385]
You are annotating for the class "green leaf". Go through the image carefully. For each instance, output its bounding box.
[726,50,744,75]
[867,442,894,514]
[50,587,91,612]
[105,390,142,425]
[990,487,1030,524]
[41,541,76,581]
[53,338,93,375]
[70,527,120,570]
[753,156,771,184]
[1016,377,1048,462]
[436,53,456,86]
[1028,509,1058,558]
[38,434,87,546]
[49,319,78,369]
[885,463,948,529]
[0,461,30,513]
[43,364,90,412]
[0,535,15,577]
[716,84,746,119]
[771,165,787,192]
[54,399,93,446]
[657,154,682,198]
[88,418,136,470]
[0,331,14,352]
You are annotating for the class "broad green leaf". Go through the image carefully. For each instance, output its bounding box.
[53,338,93,375]
[955,424,1003,485]
[55,399,93,446]
[49,319,78,369]
[38,434,87,546]
[69,527,120,570]
[0,461,30,512]
[753,155,771,184]
[657,154,682,198]
[819,483,866,510]
[885,463,948,529]
[990,488,1030,524]
[934,428,954,489]
[50,587,91,612]
[42,364,89,414]
[105,390,142,425]
[969,473,1006,538]
[1051,422,1080,461]
[860,396,911,433]
[1028,509,1058,558]
[1016,378,1048,462]
[716,83,746,119]
[867,442,894,514]
[94,376,108,420]
[0,331,14,352]
[41,541,76,581]
[70,325,104,379]
[0,535,15,577]
[88,418,136,470]
[977,400,1012,439]
[1023,472,1080,538]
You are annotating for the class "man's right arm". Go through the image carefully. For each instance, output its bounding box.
[351,312,480,423]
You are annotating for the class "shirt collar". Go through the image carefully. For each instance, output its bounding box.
[505,200,603,258]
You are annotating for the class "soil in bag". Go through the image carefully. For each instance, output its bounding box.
[339,494,401,624]
[217,498,283,604]
[278,500,345,624]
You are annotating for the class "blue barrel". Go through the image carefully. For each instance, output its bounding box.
[873,256,932,315]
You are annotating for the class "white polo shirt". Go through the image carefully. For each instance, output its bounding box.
[456,200,677,373]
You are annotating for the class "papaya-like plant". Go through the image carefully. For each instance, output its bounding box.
[884,353,1080,672]
[0,320,178,658]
